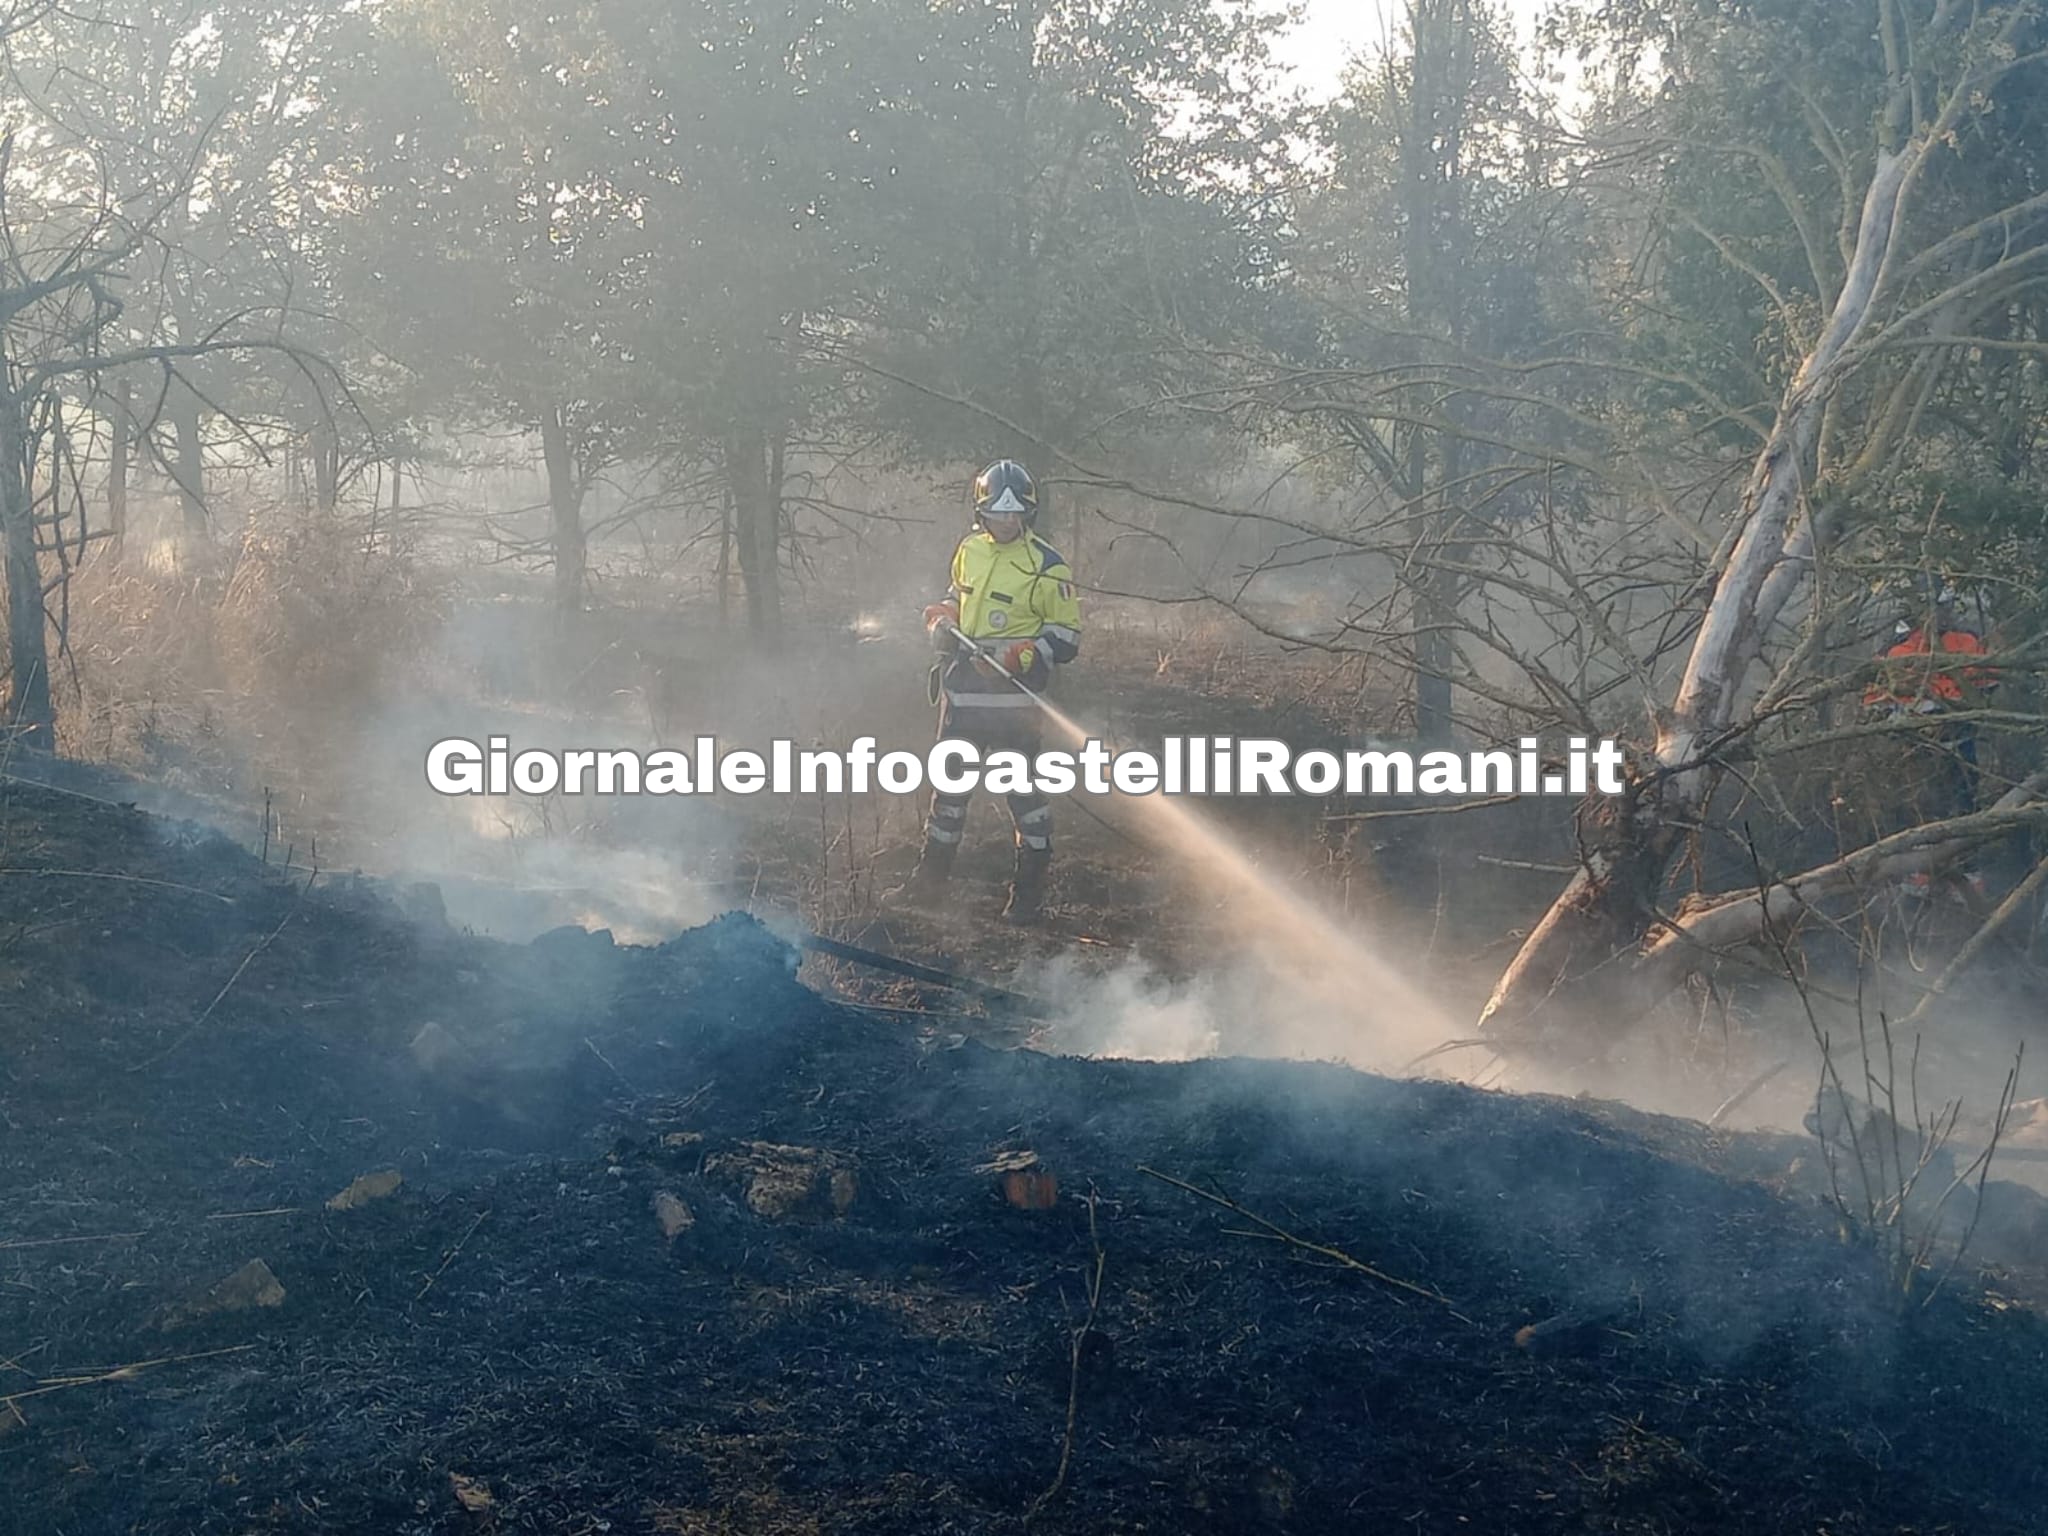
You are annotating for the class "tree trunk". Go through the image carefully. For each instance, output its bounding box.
[1414,437,1463,743]
[716,482,733,624]
[1396,1,1474,744]
[1413,581,1457,741]
[169,382,205,534]
[1,388,54,751]
[1477,789,1691,1048]
[311,415,339,513]
[1634,771,2048,999]
[108,377,131,556]
[539,405,585,613]
[1479,144,1920,1046]
[770,427,787,571]
[161,184,208,539]
[723,422,781,637]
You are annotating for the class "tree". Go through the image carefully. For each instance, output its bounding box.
[878,0,2048,1062]
[997,2,1612,747]
[849,0,1298,493]
[1268,0,1583,739]
[318,0,656,615]
[0,0,353,745]
[1478,0,2048,1050]
[7,0,363,540]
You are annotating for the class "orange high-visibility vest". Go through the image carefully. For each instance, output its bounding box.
[1863,628,1993,708]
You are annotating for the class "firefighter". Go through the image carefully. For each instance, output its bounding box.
[1861,578,1997,819]
[898,459,1081,921]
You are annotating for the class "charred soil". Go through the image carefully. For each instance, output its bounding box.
[5,779,2048,1534]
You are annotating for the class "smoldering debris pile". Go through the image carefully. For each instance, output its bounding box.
[5,781,2048,1534]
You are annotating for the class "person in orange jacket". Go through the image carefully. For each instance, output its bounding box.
[1862,579,1997,816]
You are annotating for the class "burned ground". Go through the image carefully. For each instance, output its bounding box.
[6,778,2048,1534]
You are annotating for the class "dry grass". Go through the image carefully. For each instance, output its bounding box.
[58,559,228,769]
[57,507,450,773]
[212,507,452,708]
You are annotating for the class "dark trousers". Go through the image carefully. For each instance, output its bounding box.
[1937,721,1980,817]
[926,700,1050,853]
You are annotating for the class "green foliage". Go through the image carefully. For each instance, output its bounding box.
[2,0,2042,669]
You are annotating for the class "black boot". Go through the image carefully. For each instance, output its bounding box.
[1001,846,1051,923]
[892,839,958,906]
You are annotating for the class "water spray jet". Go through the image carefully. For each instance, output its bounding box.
[941,624,1459,1066]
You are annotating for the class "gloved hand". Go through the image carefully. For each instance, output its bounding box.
[997,640,1037,675]
[923,601,960,653]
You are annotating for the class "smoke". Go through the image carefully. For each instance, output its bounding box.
[1029,894,1466,1078]
[1035,946,1467,1076]
[1034,953,1233,1061]
[244,577,887,944]
[991,686,1467,1071]
[277,546,975,946]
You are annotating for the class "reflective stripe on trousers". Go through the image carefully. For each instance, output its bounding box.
[1013,801,1052,851]
[926,782,1051,850]
[924,700,1050,851]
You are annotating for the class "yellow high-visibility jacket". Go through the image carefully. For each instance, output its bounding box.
[942,529,1081,707]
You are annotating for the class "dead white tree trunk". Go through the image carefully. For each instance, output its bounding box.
[1478,145,1921,1042]
[1636,770,2048,995]
[1477,0,2048,1050]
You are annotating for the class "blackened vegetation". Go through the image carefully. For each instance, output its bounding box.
[4,782,2048,1534]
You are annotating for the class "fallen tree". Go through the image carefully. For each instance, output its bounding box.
[1635,769,2048,1003]
[1476,0,2048,1047]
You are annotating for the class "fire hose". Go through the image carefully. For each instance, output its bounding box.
[932,621,1140,849]
[797,932,1053,1019]
[937,621,1059,714]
